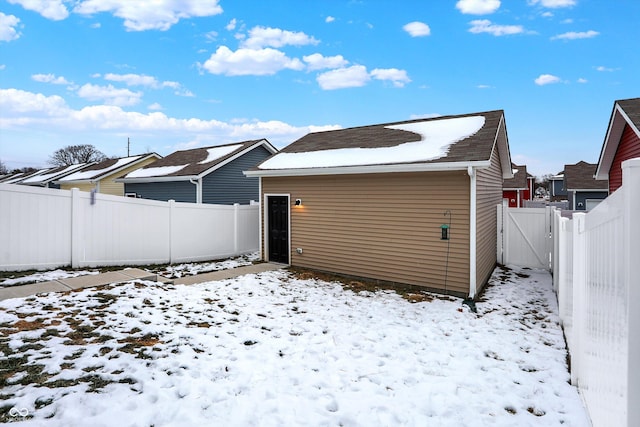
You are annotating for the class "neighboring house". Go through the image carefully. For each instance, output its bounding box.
[502,163,534,207]
[0,171,37,184]
[118,140,277,205]
[564,161,608,210]
[56,154,161,196]
[548,171,567,202]
[245,110,513,299]
[595,97,640,193]
[18,163,93,189]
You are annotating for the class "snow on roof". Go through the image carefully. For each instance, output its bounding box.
[258,116,485,170]
[60,156,143,181]
[21,164,86,184]
[198,144,244,165]
[125,164,188,178]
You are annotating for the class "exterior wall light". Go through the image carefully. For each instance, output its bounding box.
[295,199,302,206]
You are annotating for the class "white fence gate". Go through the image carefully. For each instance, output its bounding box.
[497,205,553,270]
[0,184,259,271]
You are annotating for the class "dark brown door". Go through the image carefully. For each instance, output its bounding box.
[267,196,289,263]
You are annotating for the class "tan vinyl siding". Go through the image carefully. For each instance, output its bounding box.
[475,133,505,293]
[262,171,471,295]
[99,157,158,196]
[59,182,95,192]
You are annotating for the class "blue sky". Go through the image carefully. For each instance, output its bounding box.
[1,0,638,177]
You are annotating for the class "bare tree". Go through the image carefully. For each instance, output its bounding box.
[0,159,8,175]
[49,144,107,166]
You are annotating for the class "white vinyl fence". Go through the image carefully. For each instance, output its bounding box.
[552,158,640,427]
[0,184,259,271]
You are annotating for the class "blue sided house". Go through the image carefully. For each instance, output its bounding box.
[118,140,277,205]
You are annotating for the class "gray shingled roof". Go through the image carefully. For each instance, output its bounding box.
[122,140,271,179]
[277,110,505,165]
[503,164,528,189]
[564,161,608,190]
[617,97,640,130]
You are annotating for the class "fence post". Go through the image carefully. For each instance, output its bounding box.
[70,188,82,268]
[233,203,239,254]
[571,212,586,386]
[496,204,503,264]
[168,200,175,264]
[623,159,640,427]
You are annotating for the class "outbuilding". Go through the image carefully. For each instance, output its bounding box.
[245,110,513,298]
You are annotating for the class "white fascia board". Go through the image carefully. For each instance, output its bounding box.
[566,188,609,193]
[115,175,198,184]
[503,186,528,191]
[244,160,492,178]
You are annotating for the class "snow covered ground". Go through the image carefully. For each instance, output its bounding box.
[0,252,259,287]
[0,265,589,426]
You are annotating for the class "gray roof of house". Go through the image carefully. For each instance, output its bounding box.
[564,161,608,190]
[121,139,275,180]
[617,97,640,130]
[503,164,528,189]
[58,153,160,183]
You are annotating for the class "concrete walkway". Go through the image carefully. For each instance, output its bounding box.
[0,263,282,302]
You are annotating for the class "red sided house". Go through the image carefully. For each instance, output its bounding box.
[245,110,513,299]
[502,163,534,207]
[595,97,640,193]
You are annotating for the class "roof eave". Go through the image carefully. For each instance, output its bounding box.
[244,160,492,178]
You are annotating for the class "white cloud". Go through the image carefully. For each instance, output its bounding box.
[201,46,304,76]
[103,73,192,96]
[317,65,371,90]
[595,65,615,72]
[403,21,431,37]
[241,26,320,49]
[226,18,237,31]
[0,64,5,70]
[541,11,554,17]
[31,74,72,85]
[370,68,411,88]
[456,0,501,15]
[528,0,576,8]
[77,83,142,106]
[551,30,599,40]
[0,88,342,151]
[561,18,573,23]
[73,0,223,31]
[477,84,493,89]
[468,20,524,36]
[303,53,348,71]
[0,88,66,116]
[8,0,69,20]
[148,103,163,111]
[577,78,587,83]
[0,13,21,42]
[534,74,561,85]
[104,73,159,87]
[325,16,335,23]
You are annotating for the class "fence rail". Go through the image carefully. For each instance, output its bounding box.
[551,158,640,427]
[0,184,259,271]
